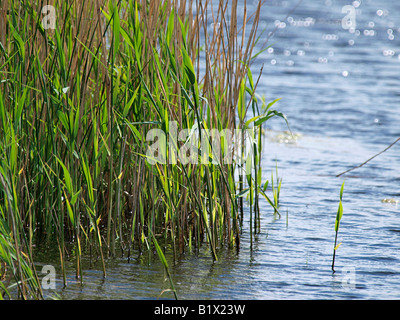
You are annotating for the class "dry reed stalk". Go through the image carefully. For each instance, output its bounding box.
[0,0,7,49]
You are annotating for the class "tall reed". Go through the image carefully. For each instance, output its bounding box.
[0,0,287,299]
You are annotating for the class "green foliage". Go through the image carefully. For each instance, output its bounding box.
[0,0,287,299]
[332,181,345,273]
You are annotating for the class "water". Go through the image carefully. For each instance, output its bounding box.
[37,0,400,299]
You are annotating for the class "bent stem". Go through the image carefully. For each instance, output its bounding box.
[151,230,178,300]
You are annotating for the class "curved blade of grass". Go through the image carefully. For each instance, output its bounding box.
[150,230,178,300]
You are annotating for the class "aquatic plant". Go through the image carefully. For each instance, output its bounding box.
[332,181,345,273]
[0,0,288,299]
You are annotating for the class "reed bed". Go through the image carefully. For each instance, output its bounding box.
[0,0,287,299]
